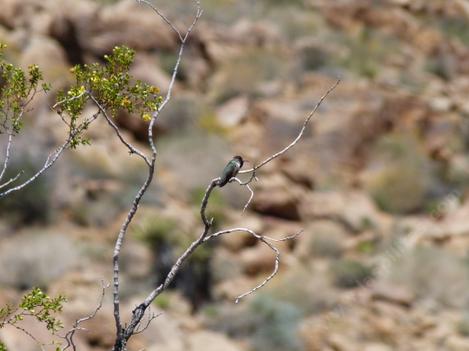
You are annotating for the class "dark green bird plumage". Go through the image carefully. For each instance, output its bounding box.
[218,156,244,187]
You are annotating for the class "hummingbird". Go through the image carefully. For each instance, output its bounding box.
[218,156,244,187]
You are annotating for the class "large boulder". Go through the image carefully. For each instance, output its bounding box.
[78,0,177,56]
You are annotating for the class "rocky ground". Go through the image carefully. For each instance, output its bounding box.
[1,0,469,350]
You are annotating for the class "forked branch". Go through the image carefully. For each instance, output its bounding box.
[110,2,203,350]
[108,1,338,349]
[239,79,340,174]
[61,281,108,351]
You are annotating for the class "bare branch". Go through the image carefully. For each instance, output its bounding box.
[146,1,202,155]
[0,170,23,190]
[61,281,108,351]
[201,178,218,227]
[136,0,183,41]
[231,177,254,212]
[133,309,161,335]
[10,324,47,351]
[114,41,335,350]
[88,93,150,166]
[0,132,13,182]
[111,4,203,348]
[0,111,100,198]
[239,79,340,174]
[204,227,301,303]
[263,230,303,243]
[122,181,217,342]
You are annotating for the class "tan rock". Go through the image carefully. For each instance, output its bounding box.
[364,343,393,351]
[219,216,262,252]
[213,276,256,301]
[445,335,469,351]
[239,243,277,275]
[371,283,415,308]
[81,0,176,56]
[188,331,242,351]
[20,35,69,84]
[329,333,358,351]
[252,174,302,220]
[295,220,347,260]
[216,96,249,128]
[301,190,388,233]
[140,313,186,351]
[131,54,172,94]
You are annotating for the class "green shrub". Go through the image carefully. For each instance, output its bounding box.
[250,295,304,351]
[334,27,399,79]
[331,259,374,289]
[384,246,469,308]
[364,133,434,214]
[154,292,171,310]
[209,48,290,103]
[311,233,344,258]
[265,268,337,315]
[357,240,376,255]
[438,16,469,45]
[198,112,227,135]
[300,45,330,71]
[134,215,181,249]
[203,295,304,351]
[457,315,469,337]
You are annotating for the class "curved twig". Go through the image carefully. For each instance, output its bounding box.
[0,112,100,198]
[88,93,150,166]
[239,79,340,174]
[204,228,302,303]
[231,177,254,212]
[61,281,109,351]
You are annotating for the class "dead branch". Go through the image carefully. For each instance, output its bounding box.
[239,79,340,174]
[61,281,108,351]
[0,111,100,198]
[110,2,203,349]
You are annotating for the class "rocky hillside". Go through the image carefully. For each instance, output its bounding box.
[1,0,469,350]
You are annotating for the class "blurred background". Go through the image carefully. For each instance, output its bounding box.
[1,0,469,350]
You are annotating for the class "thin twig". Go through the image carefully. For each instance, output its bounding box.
[88,93,150,166]
[52,91,87,110]
[0,131,13,182]
[263,230,303,243]
[136,0,183,41]
[239,79,340,174]
[10,324,46,351]
[146,1,203,155]
[133,309,161,335]
[0,170,23,190]
[61,281,109,351]
[203,227,301,303]
[111,3,203,347]
[0,112,100,198]
[231,177,254,212]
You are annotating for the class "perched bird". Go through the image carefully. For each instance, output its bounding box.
[218,155,244,187]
